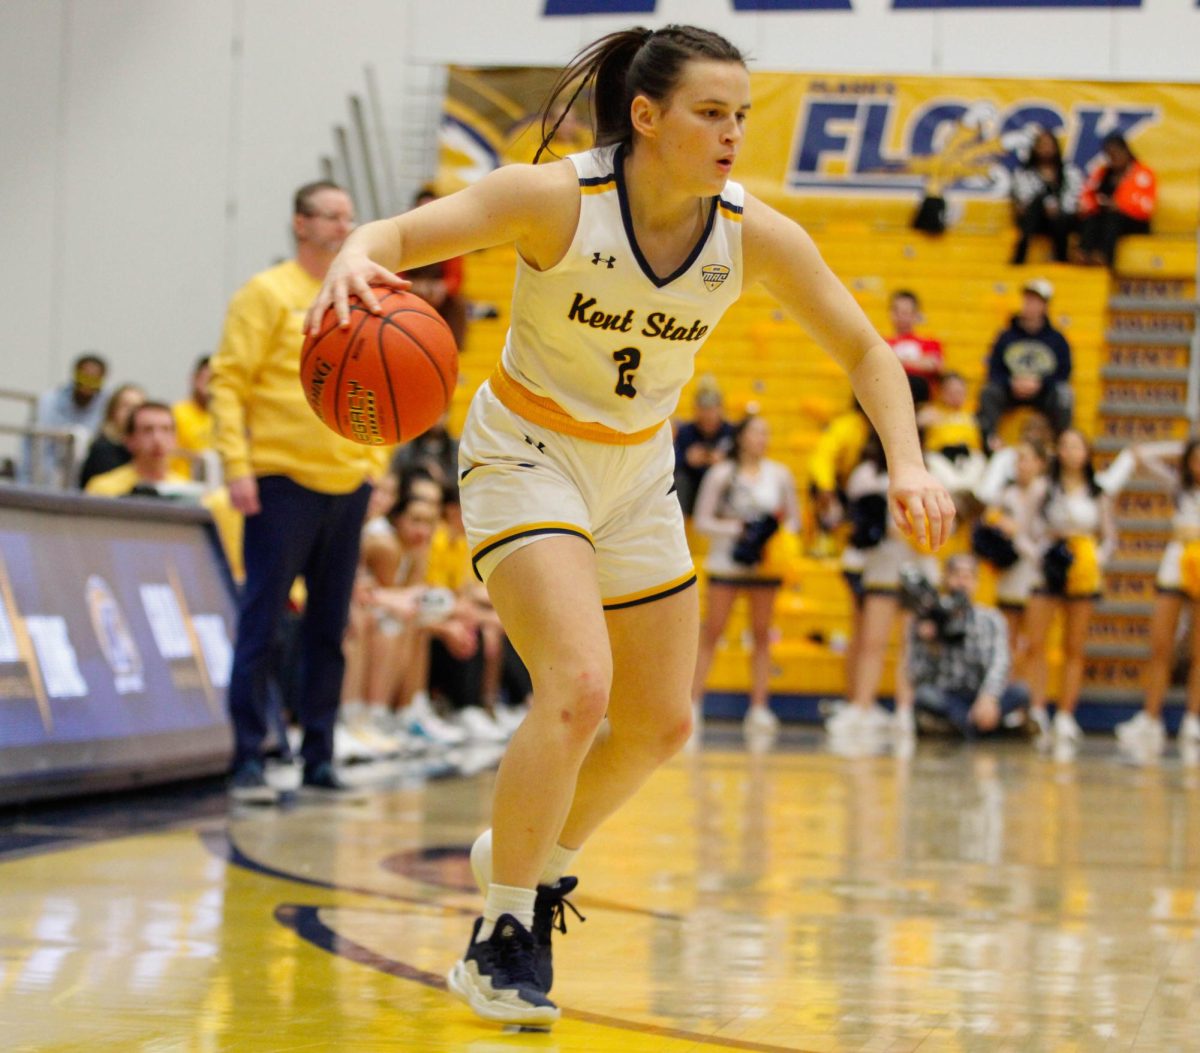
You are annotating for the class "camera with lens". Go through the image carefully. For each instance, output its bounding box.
[898,564,970,643]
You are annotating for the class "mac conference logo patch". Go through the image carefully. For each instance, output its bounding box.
[701,264,730,292]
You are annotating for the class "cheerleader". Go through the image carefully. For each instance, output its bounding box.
[825,432,934,750]
[1024,430,1117,753]
[977,440,1050,690]
[1113,439,1200,759]
[692,415,800,741]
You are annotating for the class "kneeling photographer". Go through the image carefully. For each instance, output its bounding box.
[902,555,1029,738]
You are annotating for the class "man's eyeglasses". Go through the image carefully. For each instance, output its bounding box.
[301,209,356,225]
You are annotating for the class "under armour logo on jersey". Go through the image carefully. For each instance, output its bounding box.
[524,434,546,453]
[591,252,616,268]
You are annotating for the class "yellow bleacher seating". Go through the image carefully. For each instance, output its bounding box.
[1114,235,1197,279]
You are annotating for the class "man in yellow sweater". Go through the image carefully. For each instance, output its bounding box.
[211,181,387,804]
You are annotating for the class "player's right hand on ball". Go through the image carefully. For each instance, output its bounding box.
[306,253,410,334]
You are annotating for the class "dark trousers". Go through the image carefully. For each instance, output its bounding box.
[1012,200,1077,264]
[914,682,1030,739]
[430,633,532,712]
[228,474,371,772]
[429,633,485,712]
[1079,211,1150,267]
[977,380,1073,447]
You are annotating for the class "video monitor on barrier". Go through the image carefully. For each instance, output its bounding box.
[0,490,237,804]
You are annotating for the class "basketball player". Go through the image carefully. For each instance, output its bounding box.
[306,25,954,1025]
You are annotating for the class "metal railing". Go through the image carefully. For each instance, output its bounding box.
[0,422,88,491]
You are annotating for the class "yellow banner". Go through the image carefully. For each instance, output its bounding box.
[438,67,1199,235]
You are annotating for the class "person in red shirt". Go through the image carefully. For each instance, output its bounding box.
[1077,132,1156,267]
[885,289,943,405]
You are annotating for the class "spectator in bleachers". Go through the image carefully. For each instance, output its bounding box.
[25,352,111,486]
[1112,440,1200,761]
[884,290,943,405]
[83,399,244,582]
[1023,429,1116,758]
[918,371,986,516]
[172,354,213,478]
[84,402,191,497]
[364,468,400,524]
[673,382,735,518]
[403,186,468,350]
[424,481,516,744]
[392,413,459,487]
[350,491,466,750]
[1010,126,1082,265]
[907,555,1029,738]
[691,415,800,744]
[1077,132,1156,268]
[824,431,931,753]
[976,438,1050,696]
[78,384,145,489]
[976,278,1072,452]
[433,481,531,734]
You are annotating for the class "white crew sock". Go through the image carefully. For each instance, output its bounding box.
[471,828,580,891]
[478,883,536,941]
[540,842,579,887]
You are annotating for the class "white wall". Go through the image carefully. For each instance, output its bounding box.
[1,0,1197,408]
[0,0,413,406]
[411,0,1200,81]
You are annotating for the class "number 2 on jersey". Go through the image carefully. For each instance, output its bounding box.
[612,346,641,399]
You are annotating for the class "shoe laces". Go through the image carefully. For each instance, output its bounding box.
[534,877,586,942]
[493,920,540,986]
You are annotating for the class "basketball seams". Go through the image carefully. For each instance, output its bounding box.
[299,288,457,446]
[330,305,377,436]
[299,312,345,371]
[300,289,407,371]
[376,310,403,443]
[376,311,455,405]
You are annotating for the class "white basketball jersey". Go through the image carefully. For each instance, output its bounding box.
[499,143,744,435]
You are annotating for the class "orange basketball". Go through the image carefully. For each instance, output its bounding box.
[300,287,458,446]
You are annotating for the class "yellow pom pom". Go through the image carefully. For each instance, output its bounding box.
[1180,540,1200,601]
[1065,535,1101,597]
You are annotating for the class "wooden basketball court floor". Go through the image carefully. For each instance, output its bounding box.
[3,728,1199,1053]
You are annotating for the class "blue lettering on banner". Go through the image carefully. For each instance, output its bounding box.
[544,0,1144,10]
[543,0,655,13]
[893,1,1140,9]
[731,0,852,8]
[789,91,1157,196]
[545,0,849,12]
[795,101,858,173]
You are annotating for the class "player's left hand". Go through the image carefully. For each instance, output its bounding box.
[889,463,956,551]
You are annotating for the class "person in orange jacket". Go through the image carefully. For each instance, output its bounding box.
[1077,132,1155,267]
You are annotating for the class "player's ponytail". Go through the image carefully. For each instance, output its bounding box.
[534,24,745,163]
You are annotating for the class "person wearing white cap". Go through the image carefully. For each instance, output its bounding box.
[976,279,1073,451]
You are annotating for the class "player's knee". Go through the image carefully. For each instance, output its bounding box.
[658,706,694,758]
[553,666,611,737]
[627,699,693,760]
